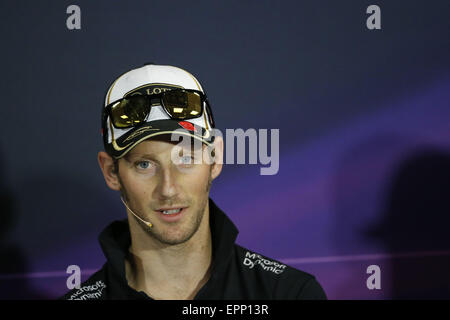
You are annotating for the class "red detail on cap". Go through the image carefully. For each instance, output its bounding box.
[178,121,197,132]
[101,128,103,136]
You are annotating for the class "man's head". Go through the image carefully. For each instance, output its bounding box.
[97,63,223,245]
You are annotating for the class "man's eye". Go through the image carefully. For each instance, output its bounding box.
[180,155,193,164]
[136,161,151,169]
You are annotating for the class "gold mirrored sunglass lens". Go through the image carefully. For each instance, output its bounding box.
[163,91,202,119]
[111,96,149,128]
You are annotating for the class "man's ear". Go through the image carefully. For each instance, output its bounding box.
[210,135,224,181]
[98,151,121,191]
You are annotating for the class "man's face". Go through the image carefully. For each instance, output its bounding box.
[114,138,215,245]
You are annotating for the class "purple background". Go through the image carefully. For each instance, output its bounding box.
[0,0,449,299]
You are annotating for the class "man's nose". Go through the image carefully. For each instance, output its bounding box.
[156,166,179,199]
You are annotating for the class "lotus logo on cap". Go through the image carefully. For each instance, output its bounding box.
[124,83,183,97]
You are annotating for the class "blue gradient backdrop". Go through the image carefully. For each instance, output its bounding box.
[0,0,449,299]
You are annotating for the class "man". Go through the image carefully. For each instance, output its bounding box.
[61,63,327,300]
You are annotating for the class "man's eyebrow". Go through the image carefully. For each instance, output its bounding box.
[191,142,207,151]
[185,146,205,156]
[124,153,158,161]
[125,144,205,159]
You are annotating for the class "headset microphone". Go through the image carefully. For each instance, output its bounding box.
[120,197,153,228]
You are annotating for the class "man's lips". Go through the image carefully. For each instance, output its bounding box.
[155,207,187,222]
[156,206,187,211]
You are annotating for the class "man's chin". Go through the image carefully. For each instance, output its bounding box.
[152,230,197,246]
[139,221,197,246]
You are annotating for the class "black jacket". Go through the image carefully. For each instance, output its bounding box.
[61,198,327,300]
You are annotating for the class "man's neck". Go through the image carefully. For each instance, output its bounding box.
[125,210,213,300]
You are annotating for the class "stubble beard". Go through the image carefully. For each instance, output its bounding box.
[118,168,213,246]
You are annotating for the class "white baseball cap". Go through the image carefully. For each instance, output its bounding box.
[101,63,215,158]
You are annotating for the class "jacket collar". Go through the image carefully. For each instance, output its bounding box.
[98,197,239,298]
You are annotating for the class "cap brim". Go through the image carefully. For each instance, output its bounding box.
[107,119,214,159]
